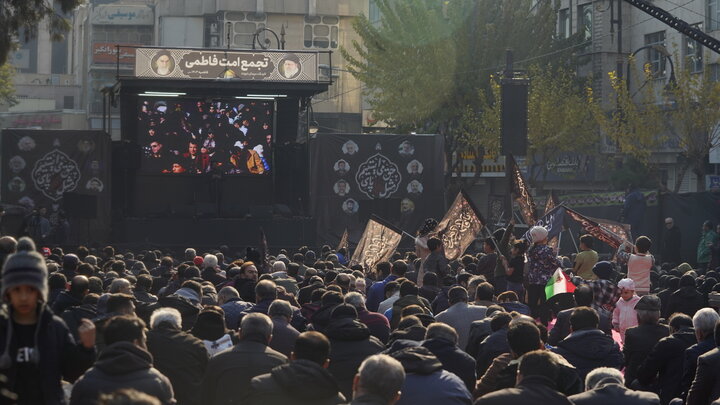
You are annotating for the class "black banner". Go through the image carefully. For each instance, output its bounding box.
[350,216,403,271]
[431,190,485,260]
[310,134,445,245]
[1,130,112,242]
[508,154,537,226]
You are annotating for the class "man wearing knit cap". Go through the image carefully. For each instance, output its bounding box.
[0,249,96,404]
[580,261,622,317]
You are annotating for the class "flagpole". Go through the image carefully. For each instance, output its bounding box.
[568,228,580,253]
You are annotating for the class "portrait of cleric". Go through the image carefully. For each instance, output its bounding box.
[138,98,274,175]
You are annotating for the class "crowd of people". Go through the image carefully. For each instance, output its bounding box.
[0,216,719,405]
[138,99,273,175]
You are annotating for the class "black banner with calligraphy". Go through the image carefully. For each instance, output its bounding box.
[310,134,445,246]
[508,154,537,226]
[0,129,112,241]
[431,190,485,261]
[565,207,625,250]
[350,216,403,271]
[134,47,319,82]
[523,205,566,246]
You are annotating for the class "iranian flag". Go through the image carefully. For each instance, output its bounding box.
[545,268,576,300]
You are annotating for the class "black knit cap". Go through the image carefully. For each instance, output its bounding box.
[1,251,48,302]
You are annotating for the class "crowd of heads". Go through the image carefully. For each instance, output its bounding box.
[0,227,718,404]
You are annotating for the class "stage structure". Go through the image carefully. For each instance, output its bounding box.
[110,45,331,247]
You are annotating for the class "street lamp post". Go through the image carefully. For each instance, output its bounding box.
[252,27,286,50]
[626,44,676,96]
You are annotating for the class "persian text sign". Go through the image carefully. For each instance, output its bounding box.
[93,44,137,64]
[134,48,319,82]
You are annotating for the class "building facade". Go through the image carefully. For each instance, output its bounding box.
[2,0,369,138]
[557,0,720,192]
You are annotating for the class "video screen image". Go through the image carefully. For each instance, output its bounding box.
[138,98,273,175]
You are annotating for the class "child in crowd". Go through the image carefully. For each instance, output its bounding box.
[617,236,654,295]
[612,278,640,343]
[501,240,527,300]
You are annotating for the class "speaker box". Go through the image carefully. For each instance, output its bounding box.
[63,193,98,219]
[501,80,529,156]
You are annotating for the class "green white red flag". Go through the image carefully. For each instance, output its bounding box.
[545,268,576,300]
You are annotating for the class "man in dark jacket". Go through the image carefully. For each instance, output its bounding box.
[475,350,573,405]
[551,306,624,382]
[201,313,287,405]
[686,318,720,405]
[666,274,705,317]
[636,313,695,405]
[267,299,300,357]
[239,280,306,331]
[51,275,88,314]
[248,331,345,405]
[387,346,472,405]
[475,320,582,398]
[475,312,511,376]
[662,218,682,265]
[325,304,385,400]
[421,323,477,391]
[218,286,251,330]
[61,293,98,342]
[349,354,405,405]
[346,291,391,344]
[70,315,175,404]
[569,367,660,405]
[623,295,669,387]
[681,308,720,397]
[146,307,209,405]
[548,285,612,346]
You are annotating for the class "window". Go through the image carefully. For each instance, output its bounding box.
[558,8,570,39]
[369,0,381,25]
[304,15,339,49]
[684,23,703,73]
[223,12,267,48]
[13,28,38,73]
[578,3,592,49]
[709,0,720,31]
[644,31,666,77]
[710,63,720,82]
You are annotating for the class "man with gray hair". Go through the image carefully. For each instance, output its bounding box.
[346,291,391,343]
[109,277,133,295]
[351,354,405,405]
[681,308,720,396]
[184,248,197,262]
[202,254,226,286]
[569,367,659,404]
[271,260,299,295]
[268,299,300,357]
[218,286,251,330]
[421,322,476,391]
[147,307,209,405]
[201,313,287,405]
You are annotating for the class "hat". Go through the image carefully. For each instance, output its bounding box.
[330,303,358,320]
[635,295,661,311]
[193,256,204,266]
[618,278,635,290]
[63,254,79,269]
[528,226,549,243]
[41,247,51,257]
[679,274,696,288]
[1,251,49,302]
[592,261,614,279]
[677,263,693,274]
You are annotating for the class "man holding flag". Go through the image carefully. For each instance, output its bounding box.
[526,226,562,325]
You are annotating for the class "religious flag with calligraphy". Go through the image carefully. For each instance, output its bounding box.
[586,216,632,244]
[337,228,349,252]
[523,205,566,245]
[508,154,537,226]
[431,190,485,261]
[350,216,403,271]
[258,228,270,274]
[565,207,625,250]
[544,191,561,250]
